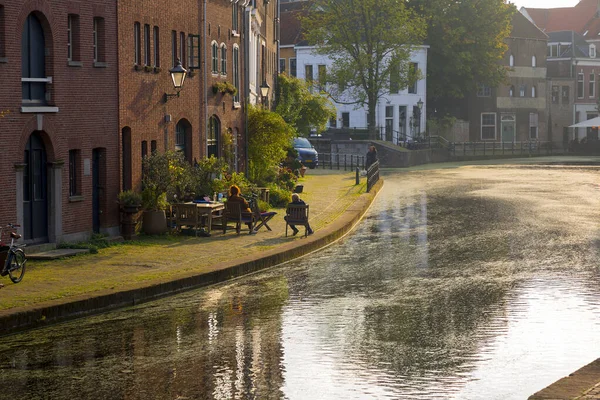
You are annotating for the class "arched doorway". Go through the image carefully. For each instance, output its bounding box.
[23,132,48,242]
[208,115,220,158]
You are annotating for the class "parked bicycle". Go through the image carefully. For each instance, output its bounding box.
[0,223,26,283]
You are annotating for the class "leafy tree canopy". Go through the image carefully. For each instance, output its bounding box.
[275,74,336,136]
[301,0,426,130]
[410,0,515,115]
[247,105,296,184]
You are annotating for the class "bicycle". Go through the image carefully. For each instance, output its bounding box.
[0,223,26,283]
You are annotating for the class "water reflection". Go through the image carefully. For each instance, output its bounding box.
[1,166,600,399]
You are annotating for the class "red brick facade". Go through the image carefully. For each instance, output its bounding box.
[0,0,119,243]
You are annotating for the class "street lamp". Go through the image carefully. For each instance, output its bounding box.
[164,59,188,102]
[417,98,423,110]
[260,81,270,105]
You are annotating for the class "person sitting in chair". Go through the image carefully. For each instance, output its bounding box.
[286,193,314,236]
[227,185,254,231]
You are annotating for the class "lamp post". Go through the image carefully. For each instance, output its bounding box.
[260,81,270,107]
[164,59,188,102]
[416,98,423,136]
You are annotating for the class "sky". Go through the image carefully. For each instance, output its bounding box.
[509,0,579,9]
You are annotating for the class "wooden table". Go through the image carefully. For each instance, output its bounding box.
[175,202,224,234]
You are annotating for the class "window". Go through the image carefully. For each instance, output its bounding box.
[290,58,297,77]
[144,24,151,66]
[578,72,584,98]
[548,43,559,57]
[179,32,185,67]
[519,85,526,97]
[151,140,157,153]
[552,85,559,104]
[532,55,536,67]
[329,115,337,128]
[305,64,313,83]
[390,63,400,94]
[171,30,177,67]
[408,62,418,94]
[211,41,218,74]
[69,150,80,197]
[341,112,350,128]
[232,3,239,32]
[153,26,160,67]
[280,58,286,73]
[221,44,227,75]
[590,72,595,98]
[529,113,538,139]
[141,141,148,176]
[93,17,105,63]
[134,22,141,65]
[22,13,47,104]
[477,84,491,97]
[68,14,80,62]
[591,44,597,58]
[481,113,496,140]
[233,45,240,103]
[509,85,514,97]
[188,34,200,70]
[0,5,5,59]
[399,106,407,136]
[531,85,536,98]
[208,116,220,158]
[562,86,570,103]
[385,106,394,139]
[509,54,514,67]
[318,64,326,89]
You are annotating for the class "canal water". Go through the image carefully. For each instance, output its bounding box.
[2,165,600,399]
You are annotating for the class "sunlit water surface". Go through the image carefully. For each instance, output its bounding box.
[2,165,600,399]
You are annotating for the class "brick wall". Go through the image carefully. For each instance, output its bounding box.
[0,0,119,241]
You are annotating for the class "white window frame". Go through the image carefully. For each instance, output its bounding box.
[220,43,227,76]
[591,44,597,58]
[233,44,240,104]
[477,84,491,97]
[509,54,514,67]
[578,72,585,98]
[531,85,536,98]
[211,41,218,74]
[590,71,595,98]
[481,112,496,140]
[529,113,538,139]
[532,55,536,67]
[520,85,526,97]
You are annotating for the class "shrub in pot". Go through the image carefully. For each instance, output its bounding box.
[118,190,142,240]
[141,187,169,235]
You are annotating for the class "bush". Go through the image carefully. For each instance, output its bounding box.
[118,190,142,207]
[268,184,292,207]
[276,167,298,190]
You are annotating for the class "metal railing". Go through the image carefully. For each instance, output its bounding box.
[319,153,366,171]
[366,160,380,193]
[448,141,567,157]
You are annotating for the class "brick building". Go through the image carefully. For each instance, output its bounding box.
[0,0,120,244]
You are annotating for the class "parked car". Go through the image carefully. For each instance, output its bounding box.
[293,137,319,169]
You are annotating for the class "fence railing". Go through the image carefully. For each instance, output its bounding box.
[319,153,366,171]
[366,160,380,193]
[448,141,567,157]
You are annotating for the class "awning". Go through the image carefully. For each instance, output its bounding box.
[569,116,600,128]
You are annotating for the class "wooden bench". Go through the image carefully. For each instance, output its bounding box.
[284,204,310,237]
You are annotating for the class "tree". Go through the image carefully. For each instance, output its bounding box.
[247,105,296,184]
[275,74,336,136]
[410,0,514,116]
[301,0,426,132]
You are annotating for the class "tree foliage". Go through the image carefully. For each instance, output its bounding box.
[301,0,426,130]
[275,74,336,136]
[247,105,296,184]
[410,0,515,115]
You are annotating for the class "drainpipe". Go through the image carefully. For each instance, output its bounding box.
[244,4,251,176]
[203,0,208,157]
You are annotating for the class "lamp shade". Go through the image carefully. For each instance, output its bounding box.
[170,59,188,90]
[417,98,423,109]
[260,81,270,97]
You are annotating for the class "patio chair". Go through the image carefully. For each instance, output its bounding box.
[284,204,310,237]
[174,203,201,235]
[222,202,256,235]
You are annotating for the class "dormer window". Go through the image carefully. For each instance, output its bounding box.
[591,44,597,58]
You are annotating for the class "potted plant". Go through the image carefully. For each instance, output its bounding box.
[118,190,142,240]
[141,187,169,235]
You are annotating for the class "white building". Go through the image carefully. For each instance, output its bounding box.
[295,44,429,141]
